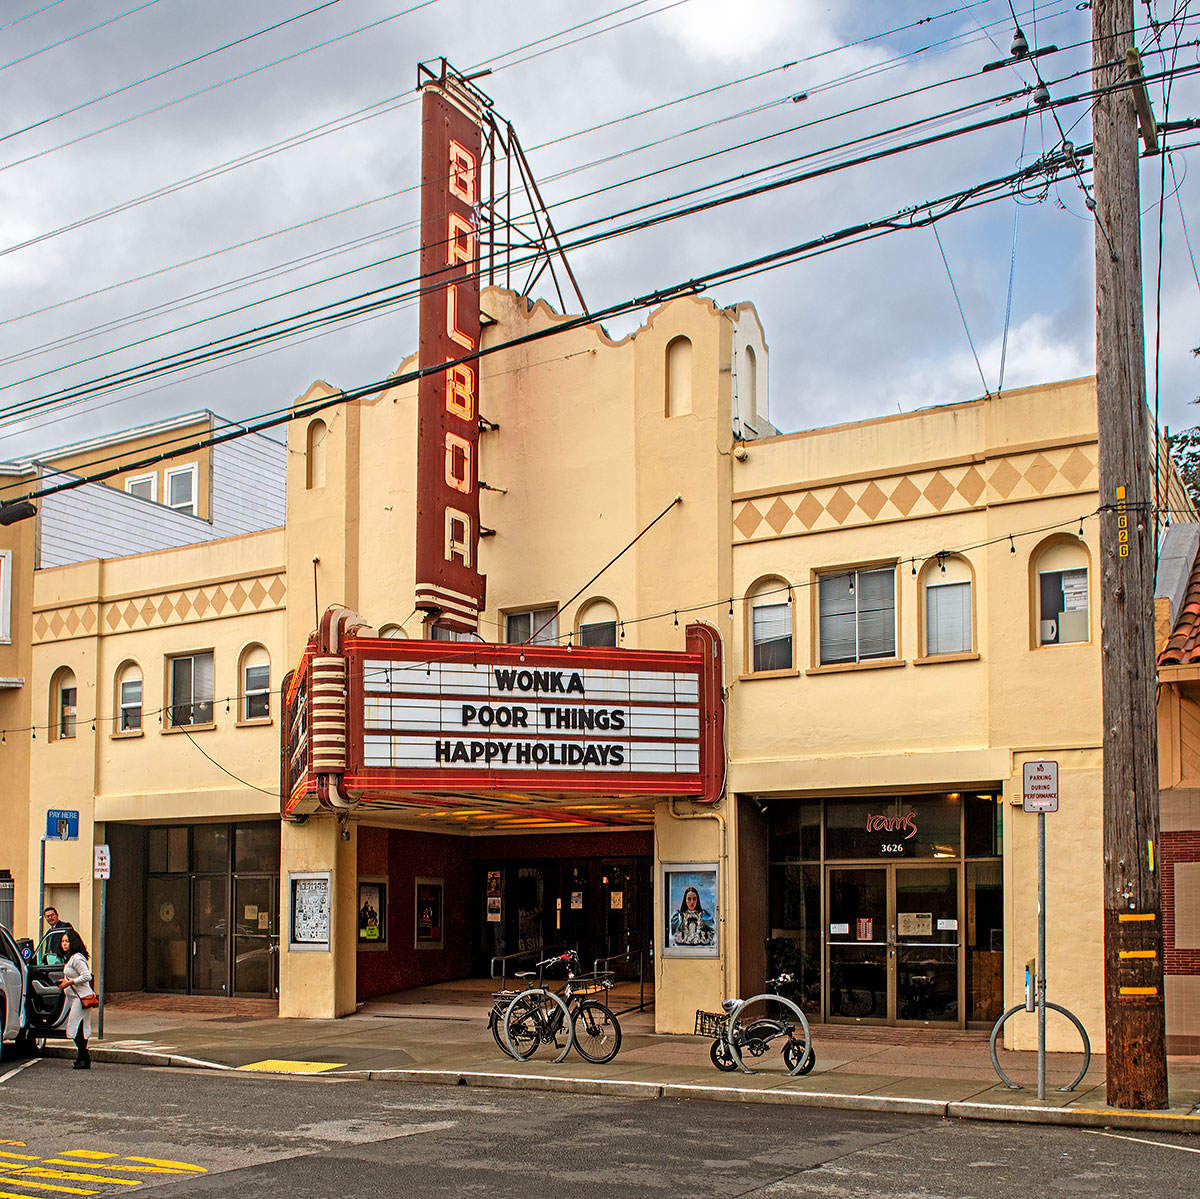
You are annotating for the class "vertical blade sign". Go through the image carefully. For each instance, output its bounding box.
[414,84,484,632]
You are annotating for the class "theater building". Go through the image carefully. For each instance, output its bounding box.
[6,280,1195,1052]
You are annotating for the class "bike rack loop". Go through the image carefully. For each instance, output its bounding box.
[989,1002,1091,1093]
[726,992,813,1077]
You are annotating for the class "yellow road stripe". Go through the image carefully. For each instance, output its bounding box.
[0,1177,97,1194]
[238,1059,344,1074]
[122,1158,205,1173]
[43,1163,187,1176]
[1118,913,1156,921]
[54,1155,114,1162]
[5,1170,139,1187]
[1119,950,1157,959]
[0,1192,93,1199]
[1119,986,1159,996]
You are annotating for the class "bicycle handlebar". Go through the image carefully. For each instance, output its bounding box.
[535,950,579,969]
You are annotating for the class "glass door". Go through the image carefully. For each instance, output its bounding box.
[826,867,888,1020]
[191,875,228,994]
[233,876,278,997]
[146,876,189,991]
[826,864,961,1025]
[895,865,959,1023]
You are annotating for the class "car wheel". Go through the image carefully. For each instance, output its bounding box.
[13,1027,37,1058]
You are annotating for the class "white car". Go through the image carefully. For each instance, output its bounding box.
[0,923,70,1057]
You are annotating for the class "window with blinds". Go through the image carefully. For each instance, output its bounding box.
[818,567,896,665]
[170,651,214,727]
[505,607,558,646]
[752,600,792,672]
[925,580,972,656]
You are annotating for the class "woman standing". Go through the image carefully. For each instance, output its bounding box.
[56,929,94,1069]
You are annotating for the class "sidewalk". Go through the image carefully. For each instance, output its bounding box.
[41,984,1200,1135]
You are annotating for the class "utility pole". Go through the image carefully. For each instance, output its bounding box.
[1092,0,1169,1109]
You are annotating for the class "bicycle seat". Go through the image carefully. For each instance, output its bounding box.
[514,971,537,979]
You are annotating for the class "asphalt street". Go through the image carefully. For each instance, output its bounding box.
[3,1058,1199,1198]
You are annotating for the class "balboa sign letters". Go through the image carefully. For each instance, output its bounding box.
[282,611,725,818]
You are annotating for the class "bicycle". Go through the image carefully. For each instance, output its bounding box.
[696,972,815,1076]
[492,951,622,1065]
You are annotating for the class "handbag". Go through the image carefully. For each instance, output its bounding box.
[68,980,99,1009]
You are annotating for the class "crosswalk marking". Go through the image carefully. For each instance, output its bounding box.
[4,1170,139,1187]
[0,1146,206,1195]
[122,1158,203,1172]
[0,1178,96,1195]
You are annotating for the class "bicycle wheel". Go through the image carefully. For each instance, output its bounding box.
[783,1038,816,1075]
[709,1037,738,1072]
[726,993,812,1076]
[490,1009,515,1058]
[572,1000,621,1064]
[503,988,573,1064]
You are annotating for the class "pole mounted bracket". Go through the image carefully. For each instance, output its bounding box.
[1125,49,1160,154]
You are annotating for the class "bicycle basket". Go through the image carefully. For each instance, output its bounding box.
[694,1009,730,1038]
[565,971,615,997]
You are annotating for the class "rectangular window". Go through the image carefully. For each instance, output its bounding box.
[169,652,214,727]
[925,581,972,655]
[244,663,270,720]
[165,465,197,515]
[59,687,77,739]
[0,548,10,643]
[1039,568,1088,644]
[818,567,896,664]
[505,607,558,646]
[752,601,792,672]
[119,678,142,731]
[125,474,156,502]
[429,624,472,642]
[578,620,617,647]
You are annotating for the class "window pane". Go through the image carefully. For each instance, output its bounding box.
[753,602,792,671]
[193,824,229,873]
[170,657,192,726]
[926,581,971,655]
[819,573,856,664]
[120,677,142,732]
[245,665,270,692]
[128,477,154,500]
[579,621,616,647]
[168,469,194,512]
[166,826,189,873]
[505,612,530,644]
[856,568,895,659]
[60,687,76,738]
[531,608,557,646]
[234,822,281,873]
[194,652,214,723]
[148,827,168,874]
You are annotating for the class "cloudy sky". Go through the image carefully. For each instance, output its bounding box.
[1,0,1198,467]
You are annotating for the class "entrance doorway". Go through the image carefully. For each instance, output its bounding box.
[826,864,958,1024]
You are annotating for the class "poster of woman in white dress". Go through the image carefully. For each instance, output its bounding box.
[663,865,718,956]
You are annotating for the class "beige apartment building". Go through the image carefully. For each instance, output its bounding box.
[3,287,1196,1052]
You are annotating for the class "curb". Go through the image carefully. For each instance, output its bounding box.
[36,1048,1200,1134]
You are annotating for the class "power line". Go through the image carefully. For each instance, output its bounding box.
[1,0,164,73]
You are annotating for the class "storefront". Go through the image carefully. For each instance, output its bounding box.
[105,821,281,998]
[766,789,1003,1028]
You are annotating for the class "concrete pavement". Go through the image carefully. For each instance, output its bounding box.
[32,981,1200,1135]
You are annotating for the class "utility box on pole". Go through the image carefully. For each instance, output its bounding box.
[1093,0,1168,1109]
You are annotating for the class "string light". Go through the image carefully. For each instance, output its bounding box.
[728,597,734,618]
[911,559,917,576]
[1078,516,1085,539]
[674,610,679,628]
[1010,535,1016,555]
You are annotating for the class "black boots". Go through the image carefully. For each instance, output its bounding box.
[73,1028,91,1069]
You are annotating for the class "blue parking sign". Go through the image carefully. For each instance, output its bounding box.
[46,809,79,841]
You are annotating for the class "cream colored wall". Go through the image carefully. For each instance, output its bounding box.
[726,378,1106,1048]
[26,529,285,946]
[0,492,34,932]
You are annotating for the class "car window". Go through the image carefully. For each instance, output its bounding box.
[37,932,66,965]
[0,928,18,966]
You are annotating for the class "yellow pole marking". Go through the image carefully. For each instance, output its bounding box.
[1148,840,1155,872]
[4,1169,140,1187]
[0,1177,97,1194]
[54,1155,115,1162]
[1118,913,1156,921]
[0,1155,37,1162]
[123,1158,205,1173]
[1119,986,1159,996]
[1119,949,1157,959]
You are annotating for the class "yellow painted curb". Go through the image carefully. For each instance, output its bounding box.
[238,1059,345,1074]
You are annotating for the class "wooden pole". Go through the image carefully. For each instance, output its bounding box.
[1093,0,1169,1109]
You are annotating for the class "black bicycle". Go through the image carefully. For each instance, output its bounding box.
[696,972,815,1076]
[490,951,622,1065]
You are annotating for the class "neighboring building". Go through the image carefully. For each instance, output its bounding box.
[1154,523,1200,1054]
[5,294,1193,1054]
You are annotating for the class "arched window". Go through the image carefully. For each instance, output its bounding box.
[1032,536,1090,646]
[742,345,758,425]
[576,598,618,647]
[919,555,975,658]
[239,644,271,721]
[378,624,407,639]
[50,667,77,741]
[306,419,327,489]
[665,336,693,417]
[745,576,793,673]
[115,661,143,733]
